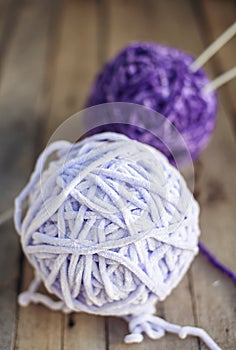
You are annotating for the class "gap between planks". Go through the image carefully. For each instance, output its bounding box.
[1,0,235,349]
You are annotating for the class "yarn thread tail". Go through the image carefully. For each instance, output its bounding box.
[199,242,236,283]
[124,304,221,350]
[14,132,220,349]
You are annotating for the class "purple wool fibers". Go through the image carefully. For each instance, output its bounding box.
[86,42,218,165]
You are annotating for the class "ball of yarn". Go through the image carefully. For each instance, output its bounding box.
[15,132,200,317]
[86,42,218,163]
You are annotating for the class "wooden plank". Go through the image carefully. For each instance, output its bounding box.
[44,0,100,142]
[198,0,236,131]
[106,0,157,58]
[105,0,236,349]
[154,2,236,349]
[63,313,106,350]
[16,263,63,350]
[0,1,63,350]
[0,2,25,347]
[0,0,9,40]
[0,0,59,349]
[0,0,17,58]
[190,3,236,348]
[1,1,234,349]
[106,0,203,59]
[191,102,236,350]
[40,1,106,349]
[14,1,69,349]
[106,1,200,349]
[0,221,19,350]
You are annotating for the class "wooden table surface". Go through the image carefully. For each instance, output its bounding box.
[0,0,235,349]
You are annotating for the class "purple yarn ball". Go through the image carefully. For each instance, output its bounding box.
[86,42,217,164]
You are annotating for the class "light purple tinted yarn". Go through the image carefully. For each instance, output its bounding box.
[15,132,199,312]
[14,133,222,349]
[86,42,217,163]
[199,242,236,283]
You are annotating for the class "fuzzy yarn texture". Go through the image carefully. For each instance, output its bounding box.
[14,133,220,349]
[86,42,218,164]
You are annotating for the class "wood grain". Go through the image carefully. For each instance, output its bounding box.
[60,0,107,347]
[44,0,100,142]
[36,1,106,349]
[105,1,200,348]
[191,101,236,350]
[198,0,236,131]
[0,220,19,350]
[0,0,235,349]
[105,0,236,349]
[0,0,19,68]
[107,1,198,350]
[0,1,64,350]
[0,1,57,349]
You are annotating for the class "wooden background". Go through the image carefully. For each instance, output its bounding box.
[0,0,235,349]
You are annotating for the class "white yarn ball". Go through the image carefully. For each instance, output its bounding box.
[15,132,200,316]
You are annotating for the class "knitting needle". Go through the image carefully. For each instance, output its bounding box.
[204,66,236,93]
[191,21,236,72]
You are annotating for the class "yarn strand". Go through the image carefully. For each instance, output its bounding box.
[6,213,234,285]
[8,202,236,286]
[18,276,69,312]
[191,21,236,71]
[199,242,236,283]
[124,312,221,350]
